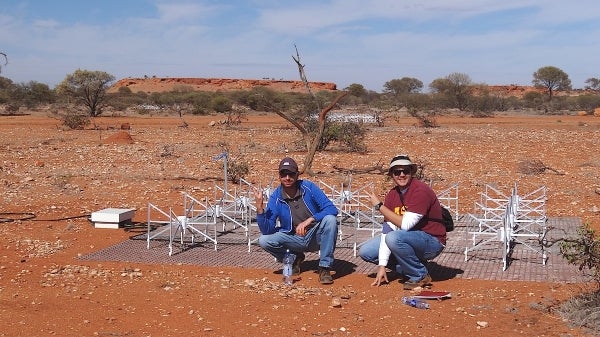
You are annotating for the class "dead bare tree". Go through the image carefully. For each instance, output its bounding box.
[271,45,347,175]
[0,52,7,73]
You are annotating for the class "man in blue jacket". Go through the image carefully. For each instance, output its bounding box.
[254,157,339,284]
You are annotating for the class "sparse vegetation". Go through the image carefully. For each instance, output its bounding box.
[560,224,600,286]
[2,62,600,121]
[408,107,439,128]
[223,107,248,126]
[517,159,564,175]
[61,111,91,129]
[311,119,367,153]
[557,224,600,335]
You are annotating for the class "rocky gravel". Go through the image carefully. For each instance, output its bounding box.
[0,113,598,336]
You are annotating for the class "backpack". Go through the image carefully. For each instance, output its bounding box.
[422,206,454,232]
[436,206,455,232]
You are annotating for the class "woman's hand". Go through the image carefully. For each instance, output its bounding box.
[371,265,389,286]
[367,191,382,208]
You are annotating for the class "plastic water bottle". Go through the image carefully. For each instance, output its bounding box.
[282,249,294,286]
[402,296,430,309]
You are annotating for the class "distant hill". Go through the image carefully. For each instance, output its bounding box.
[108,77,592,97]
[108,77,338,93]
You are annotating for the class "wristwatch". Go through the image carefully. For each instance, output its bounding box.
[375,202,383,211]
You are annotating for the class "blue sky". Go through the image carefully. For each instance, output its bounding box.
[1,0,599,92]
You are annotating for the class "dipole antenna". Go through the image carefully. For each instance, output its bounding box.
[213,151,228,197]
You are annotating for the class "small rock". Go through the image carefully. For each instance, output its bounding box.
[331,297,342,308]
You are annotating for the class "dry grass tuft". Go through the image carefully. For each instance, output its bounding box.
[518,159,564,175]
[557,289,600,336]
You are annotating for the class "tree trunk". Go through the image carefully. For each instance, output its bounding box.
[302,92,347,175]
[291,45,347,175]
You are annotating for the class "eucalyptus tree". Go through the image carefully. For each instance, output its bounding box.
[56,69,115,117]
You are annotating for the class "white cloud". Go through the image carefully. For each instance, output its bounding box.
[1,0,599,90]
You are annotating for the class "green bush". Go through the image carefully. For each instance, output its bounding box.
[210,96,232,113]
[309,119,367,153]
[560,223,600,285]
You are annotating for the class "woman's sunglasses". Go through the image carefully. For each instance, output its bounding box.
[391,168,412,176]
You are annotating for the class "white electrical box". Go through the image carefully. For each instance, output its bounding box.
[91,208,136,229]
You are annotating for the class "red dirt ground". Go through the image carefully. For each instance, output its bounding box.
[1,112,599,336]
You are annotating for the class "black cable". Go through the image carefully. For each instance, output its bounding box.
[0,212,91,223]
[0,212,36,223]
[31,214,91,222]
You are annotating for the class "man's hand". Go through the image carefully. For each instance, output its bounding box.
[253,183,264,212]
[295,217,314,236]
[371,265,389,286]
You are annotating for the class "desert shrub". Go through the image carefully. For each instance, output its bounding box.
[523,91,544,109]
[61,112,91,129]
[0,76,15,104]
[401,92,431,110]
[231,87,293,112]
[188,92,212,115]
[16,81,56,108]
[560,223,600,285]
[224,107,248,126]
[223,154,250,183]
[408,108,439,128]
[311,119,367,153]
[557,290,600,336]
[517,159,564,175]
[3,103,20,114]
[557,223,600,335]
[0,77,55,109]
[518,159,547,175]
[505,96,525,110]
[466,95,497,117]
[107,88,147,111]
[191,104,210,115]
[547,96,570,112]
[210,96,232,113]
[240,89,274,111]
[569,94,600,112]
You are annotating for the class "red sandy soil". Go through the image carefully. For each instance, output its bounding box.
[1,112,599,336]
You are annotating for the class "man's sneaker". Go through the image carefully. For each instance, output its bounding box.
[403,274,432,290]
[318,267,334,285]
[292,252,305,275]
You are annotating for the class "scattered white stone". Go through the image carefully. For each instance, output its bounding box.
[331,297,342,308]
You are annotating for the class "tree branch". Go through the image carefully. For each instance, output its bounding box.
[0,52,7,73]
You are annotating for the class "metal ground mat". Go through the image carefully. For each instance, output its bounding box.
[78,217,587,283]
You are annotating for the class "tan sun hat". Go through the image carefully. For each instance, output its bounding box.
[388,154,416,173]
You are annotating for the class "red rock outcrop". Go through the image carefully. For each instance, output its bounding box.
[109,77,337,94]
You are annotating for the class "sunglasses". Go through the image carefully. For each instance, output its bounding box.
[279,171,297,178]
[391,168,412,176]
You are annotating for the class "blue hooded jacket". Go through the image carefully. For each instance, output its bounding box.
[256,179,338,235]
